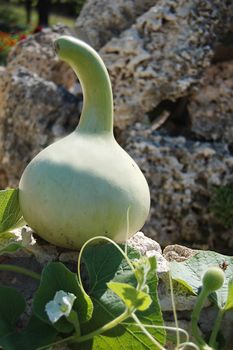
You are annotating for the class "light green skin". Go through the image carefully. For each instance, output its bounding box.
[202,267,225,292]
[19,36,150,249]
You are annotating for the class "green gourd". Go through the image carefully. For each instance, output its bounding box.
[19,36,150,249]
[202,266,225,293]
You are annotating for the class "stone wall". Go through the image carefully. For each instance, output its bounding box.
[125,124,233,252]
[7,25,76,89]
[188,61,233,144]
[77,0,231,128]
[0,68,81,188]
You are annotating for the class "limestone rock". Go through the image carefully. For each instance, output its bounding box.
[7,25,76,89]
[163,244,197,262]
[128,231,169,275]
[0,68,81,188]
[75,0,155,50]
[188,61,233,144]
[99,0,229,128]
[125,123,233,251]
[0,66,6,77]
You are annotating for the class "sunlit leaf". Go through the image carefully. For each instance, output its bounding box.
[107,281,152,311]
[224,279,233,311]
[170,250,233,309]
[0,231,22,255]
[0,189,24,233]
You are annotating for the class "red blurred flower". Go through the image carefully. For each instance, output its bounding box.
[19,34,27,41]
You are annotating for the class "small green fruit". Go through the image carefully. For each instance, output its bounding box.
[202,266,225,293]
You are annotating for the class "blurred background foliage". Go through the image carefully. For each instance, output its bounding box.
[0,0,86,64]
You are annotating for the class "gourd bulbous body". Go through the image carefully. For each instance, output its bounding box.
[19,36,150,249]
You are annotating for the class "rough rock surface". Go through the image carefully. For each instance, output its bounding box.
[97,0,229,128]
[75,0,155,50]
[128,231,169,274]
[11,228,168,273]
[188,61,233,144]
[7,25,76,89]
[0,66,5,77]
[0,68,81,188]
[125,123,233,252]
[163,244,197,262]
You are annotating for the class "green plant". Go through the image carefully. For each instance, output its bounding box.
[170,251,233,350]
[0,5,28,32]
[191,267,225,350]
[209,185,233,229]
[19,36,150,250]
[0,31,28,64]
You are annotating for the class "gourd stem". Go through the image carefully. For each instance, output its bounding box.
[54,36,113,135]
[0,264,41,280]
[191,288,209,347]
[209,308,224,348]
[131,313,165,350]
[168,271,180,347]
[38,309,130,350]
[74,309,130,343]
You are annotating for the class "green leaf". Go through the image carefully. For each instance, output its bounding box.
[0,232,22,255]
[0,286,26,337]
[170,250,233,309]
[133,256,151,289]
[224,279,233,311]
[0,286,56,350]
[0,189,23,233]
[78,244,165,350]
[0,315,57,350]
[33,262,93,333]
[107,281,152,311]
[209,185,233,229]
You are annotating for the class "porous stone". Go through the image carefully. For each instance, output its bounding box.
[163,244,197,262]
[0,66,6,77]
[128,231,169,275]
[99,0,230,128]
[75,0,155,49]
[9,227,165,265]
[0,68,81,188]
[7,25,76,89]
[125,123,233,252]
[188,61,233,144]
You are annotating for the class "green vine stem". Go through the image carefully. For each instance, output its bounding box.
[38,309,130,350]
[209,308,224,348]
[74,309,130,343]
[176,341,200,350]
[122,322,190,343]
[168,271,180,347]
[77,234,136,296]
[66,310,81,337]
[131,313,165,350]
[191,288,212,349]
[0,264,40,280]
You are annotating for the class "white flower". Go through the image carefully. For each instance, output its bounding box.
[45,290,76,323]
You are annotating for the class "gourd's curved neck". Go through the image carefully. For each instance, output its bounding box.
[54,36,113,135]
